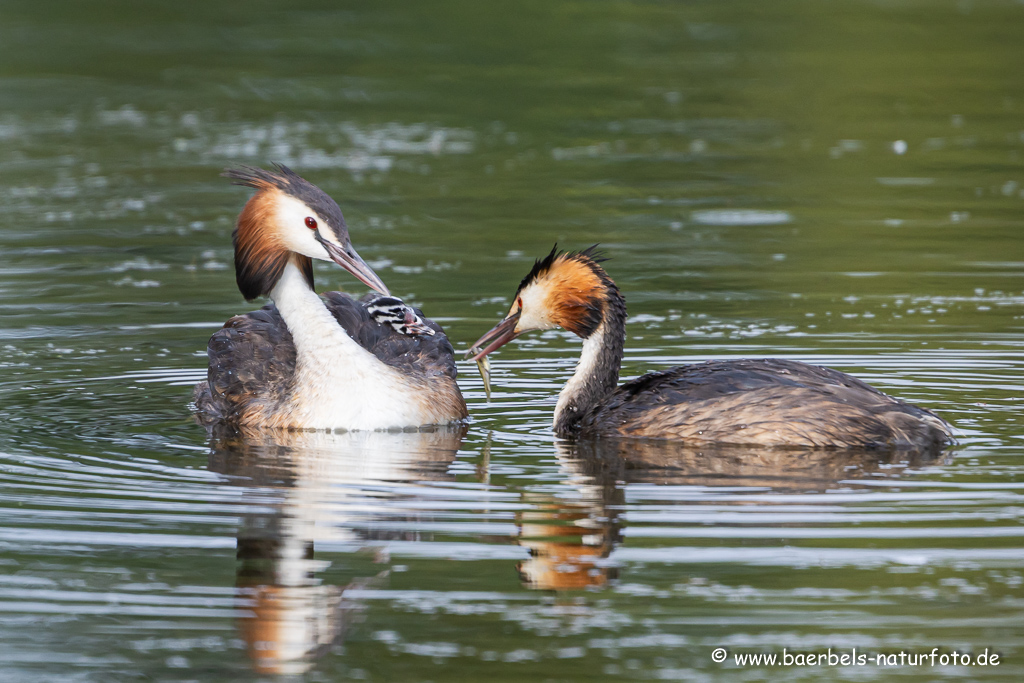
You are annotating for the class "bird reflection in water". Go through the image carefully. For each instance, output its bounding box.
[206,426,465,676]
[515,442,623,591]
[515,439,950,591]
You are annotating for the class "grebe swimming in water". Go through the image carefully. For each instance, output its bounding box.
[193,165,467,430]
[470,246,953,449]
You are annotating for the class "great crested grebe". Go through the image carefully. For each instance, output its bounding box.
[193,164,467,430]
[470,247,954,449]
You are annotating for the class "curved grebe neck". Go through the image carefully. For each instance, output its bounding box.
[270,256,368,363]
[262,256,463,429]
[553,287,627,437]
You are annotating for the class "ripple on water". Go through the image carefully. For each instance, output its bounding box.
[2,317,1022,680]
[690,209,793,226]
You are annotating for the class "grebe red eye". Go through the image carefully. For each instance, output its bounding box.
[305,216,317,230]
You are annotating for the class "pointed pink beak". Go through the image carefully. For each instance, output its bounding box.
[316,233,390,296]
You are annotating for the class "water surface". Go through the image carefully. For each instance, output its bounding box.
[1,1,1023,680]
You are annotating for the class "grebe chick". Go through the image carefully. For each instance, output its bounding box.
[364,296,436,336]
[470,246,954,450]
[193,165,467,430]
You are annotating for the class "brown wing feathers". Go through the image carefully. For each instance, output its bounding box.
[579,359,951,448]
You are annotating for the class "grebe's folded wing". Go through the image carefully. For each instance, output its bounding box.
[582,358,952,449]
[195,305,297,424]
[610,358,878,402]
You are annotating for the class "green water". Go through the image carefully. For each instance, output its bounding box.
[1,1,1023,680]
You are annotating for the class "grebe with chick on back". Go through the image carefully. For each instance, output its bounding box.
[470,246,954,450]
[193,164,467,431]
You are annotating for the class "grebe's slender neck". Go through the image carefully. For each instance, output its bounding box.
[553,287,627,437]
[269,256,389,418]
[270,256,358,359]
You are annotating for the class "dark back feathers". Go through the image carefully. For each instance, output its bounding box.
[577,358,953,450]
[323,292,458,379]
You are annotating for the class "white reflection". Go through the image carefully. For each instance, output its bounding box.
[207,427,465,675]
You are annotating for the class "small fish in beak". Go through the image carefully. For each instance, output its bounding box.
[469,347,491,401]
[466,310,523,402]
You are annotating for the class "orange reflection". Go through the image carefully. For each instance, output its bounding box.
[517,498,619,590]
[512,439,948,592]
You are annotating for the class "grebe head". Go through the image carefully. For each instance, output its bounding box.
[366,296,436,336]
[470,245,613,359]
[224,164,389,300]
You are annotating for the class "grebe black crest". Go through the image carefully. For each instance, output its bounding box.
[470,246,954,450]
[193,164,467,430]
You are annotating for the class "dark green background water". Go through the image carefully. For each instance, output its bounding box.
[1,1,1022,680]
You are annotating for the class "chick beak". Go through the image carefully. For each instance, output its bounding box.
[403,309,436,337]
[468,311,521,361]
[316,233,390,296]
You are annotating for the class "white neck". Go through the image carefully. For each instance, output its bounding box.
[269,259,427,430]
[554,332,603,424]
[552,320,620,435]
